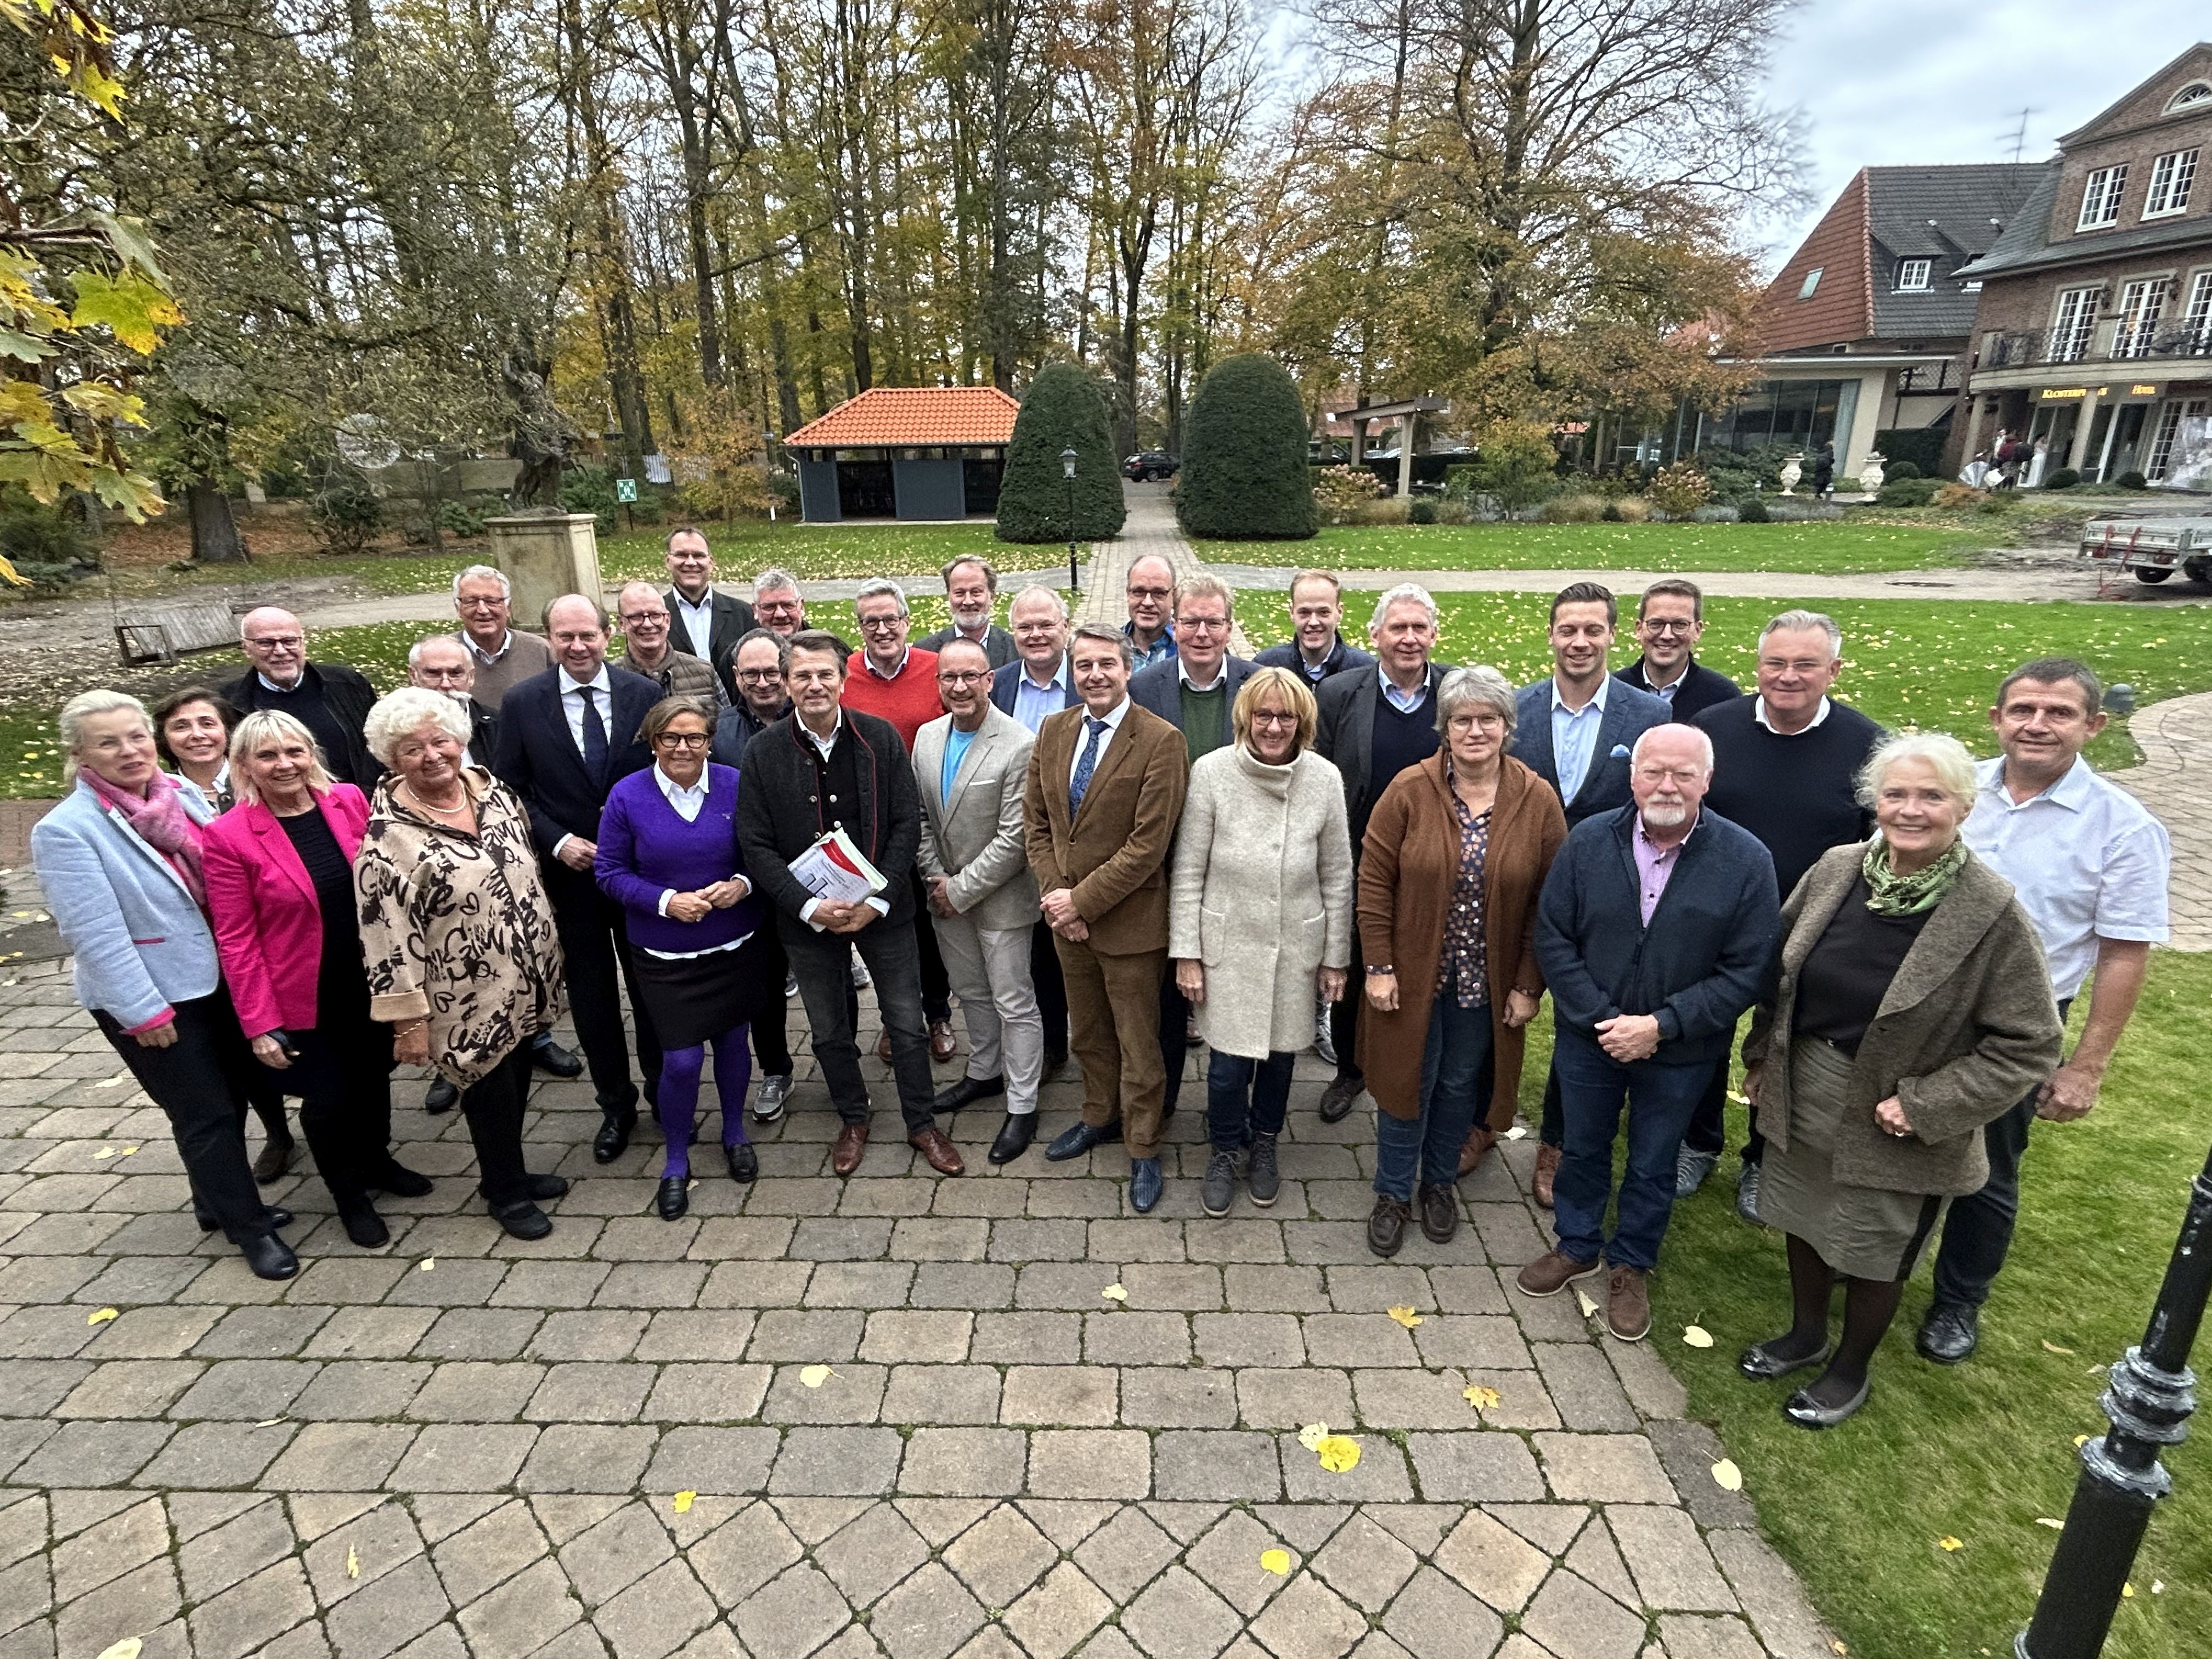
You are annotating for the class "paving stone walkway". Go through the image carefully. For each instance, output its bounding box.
[2111,687,2212,950]
[0,938,1841,1659]
[1075,494,1251,657]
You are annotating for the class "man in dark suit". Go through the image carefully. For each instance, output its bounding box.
[993,585,1080,1074]
[1253,569,1375,686]
[219,607,382,790]
[1127,574,1254,1118]
[737,631,963,1178]
[664,527,757,687]
[493,595,663,1160]
[1614,579,1740,723]
[1313,583,1451,1123]
[918,556,1018,668]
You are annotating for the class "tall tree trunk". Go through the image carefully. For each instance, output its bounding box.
[188,480,247,564]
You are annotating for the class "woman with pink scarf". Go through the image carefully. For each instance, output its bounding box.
[32,691,299,1280]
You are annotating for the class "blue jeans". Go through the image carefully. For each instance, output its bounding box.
[1207,1050,1294,1152]
[1374,995,1491,1201]
[1551,1036,1711,1272]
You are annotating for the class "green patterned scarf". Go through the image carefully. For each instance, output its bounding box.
[1862,837,1967,917]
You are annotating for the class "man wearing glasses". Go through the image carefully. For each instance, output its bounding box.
[616,582,724,706]
[450,564,552,708]
[218,607,383,789]
[1122,555,1179,669]
[1614,580,1739,723]
[752,569,808,639]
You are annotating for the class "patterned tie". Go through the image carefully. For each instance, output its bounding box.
[580,685,610,783]
[1068,716,1107,819]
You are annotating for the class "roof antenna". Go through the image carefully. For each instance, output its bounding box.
[2000,107,2038,163]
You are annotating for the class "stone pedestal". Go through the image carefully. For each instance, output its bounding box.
[487,511,601,630]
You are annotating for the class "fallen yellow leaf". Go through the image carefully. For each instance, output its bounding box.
[2035,1517,2064,1530]
[1503,1126,1527,1140]
[799,1365,836,1389]
[2121,1583,2135,1599]
[1464,1385,1500,1411]
[417,1259,435,1272]
[1830,1643,1848,1657]
[87,1307,118,1327]
[2152,1581,2164,1595]
[346,1544,359,1579]
[1938,1537,1963,1553]
[1386,1305,1423,1329]
[1681,1325,1715,1349]
[2040,1340,2076,1356]
[1296,1421,1330,1452]
[672,1491,696,1514]
[1711,1459,1743,1492]
[1574,1288,1600,1319]
[94,1641,142,1659]
[1315,1436,1361,1472]
[1101,1283,1127,1302]
[2074,1434,2091,1448]
[122,1146,138,1155]
[1259,1548,1291,1576]
[93,1147,116,1160]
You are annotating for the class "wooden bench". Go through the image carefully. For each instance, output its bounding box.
[114,602,240,665]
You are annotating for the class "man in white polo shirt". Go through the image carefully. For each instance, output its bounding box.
[1918,657,2171,1365]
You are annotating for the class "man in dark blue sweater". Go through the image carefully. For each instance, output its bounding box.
[1253,569,1376,686]
[1519,724,1779,1342]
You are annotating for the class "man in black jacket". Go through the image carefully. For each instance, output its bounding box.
[1519,725,1779,1343]
[1252,569,1376,686]
[494,595,662,1160]
[1614,580,1740,723]
[737,631,964,1179]
[219,608,382,789]
[664,526,758,686]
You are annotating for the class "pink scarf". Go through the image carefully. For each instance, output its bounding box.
[83,769,208,907]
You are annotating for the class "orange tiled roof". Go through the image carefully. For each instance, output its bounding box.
[785,386,1021,448]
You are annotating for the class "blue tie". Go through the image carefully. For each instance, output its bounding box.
[1068,716,1107,818]
[580,685,609,782]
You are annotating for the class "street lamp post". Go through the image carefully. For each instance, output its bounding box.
[1061,447,1081,595]
[2016,1139,2212,1658]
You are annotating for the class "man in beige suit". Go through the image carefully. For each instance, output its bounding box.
[915,639,1045,1165]
[1023,623,1189,1212]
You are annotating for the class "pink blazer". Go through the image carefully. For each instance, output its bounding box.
[202,785,371,1038]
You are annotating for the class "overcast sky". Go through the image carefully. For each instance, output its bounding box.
[1756,10,2206,267]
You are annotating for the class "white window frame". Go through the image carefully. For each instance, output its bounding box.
[2050,286,2101,362]
[1797,267,1822,300]
[2144,149,2199,219]
[1894,258,1932,292]
[2147,398,2209,481]
[2078,164,2129,230]
[2114,278,2168,359]
[2182,270,2212,354]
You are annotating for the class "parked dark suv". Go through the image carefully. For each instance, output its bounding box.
[1122,450,1179,482]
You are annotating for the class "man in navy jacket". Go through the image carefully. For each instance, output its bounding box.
[1613,579,1740,723]
[1517,724,1779,1343]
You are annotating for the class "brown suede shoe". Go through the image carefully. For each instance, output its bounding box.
[832,1122,870,1176]
[929,1019,958,1064]
[1533,1142,1561,1210]
[1418,1182,1459,1244]
[1366,1194,1411,1257]
[1515,1246,1602,1298]
[909,1126,966,1175]
[1605,1266,1651,1342]
[1457,1125,1497,1177]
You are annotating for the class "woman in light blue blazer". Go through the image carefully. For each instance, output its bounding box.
[32,691,300,1280]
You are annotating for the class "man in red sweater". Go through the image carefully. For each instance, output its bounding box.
[842,578,956,1060]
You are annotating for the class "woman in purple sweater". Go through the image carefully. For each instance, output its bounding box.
[596,698,772,1218]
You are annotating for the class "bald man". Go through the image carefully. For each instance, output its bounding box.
[218,607,382,788]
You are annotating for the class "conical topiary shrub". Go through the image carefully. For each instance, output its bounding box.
[1176,353,1318,540]
[995,363,1127,543]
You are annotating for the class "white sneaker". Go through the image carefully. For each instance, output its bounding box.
[784,972,799,1000]
[850,957,872,990]
[754,1073,792,1123]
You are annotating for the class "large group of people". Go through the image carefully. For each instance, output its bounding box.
[35,529,2171,1430]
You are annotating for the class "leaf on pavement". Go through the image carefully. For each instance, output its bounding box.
[1574,1288,1600,1319]
[417,1259,435,1272]
[1464,1385,1500,1411]
[1386,1306,1423,1329]
[1681,1325,1714,1348]
[346,1545,359,1579]
[1296,1422,1330,1452]
[799,1365,836,1389]
[672,1492,696,1514]
[94,1641,142,1659]
[1315,1436,1361,1473]
[1503,1126,1527,1140]
[87,1308,117,1326]
[1711,1459,1743,1492]
[93,1146,116,1159]
[1101,1283,1127,1302]
[1259,1549,1291,1576]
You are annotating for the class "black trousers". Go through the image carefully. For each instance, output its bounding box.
[1031,918,1069,1062]
[1329,929,1365,1084]
[545,863,661,1116]
[95,988,269,1245]
[750,913,795,1079]
[271,998,394,1203]
[458,1043,533,1207]
[909,870,952,1023]
[1158,974,1190,1114]
[785,916,936,1135]
[1683,1056,1766,1165]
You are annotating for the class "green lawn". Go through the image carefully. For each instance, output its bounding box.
[1634,952,2211,1659]
[1192,520,1996,574]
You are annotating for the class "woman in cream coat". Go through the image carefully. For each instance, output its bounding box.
[1171,667,1355,1217]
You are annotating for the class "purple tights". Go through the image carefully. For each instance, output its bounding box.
[658,1023,752,1180]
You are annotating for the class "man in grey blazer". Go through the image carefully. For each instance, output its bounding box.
[915,638,1047,1164]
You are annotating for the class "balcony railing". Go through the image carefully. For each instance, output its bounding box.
[1980,323,2212,370]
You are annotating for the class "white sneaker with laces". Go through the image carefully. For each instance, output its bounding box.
[754,1073,793,1122]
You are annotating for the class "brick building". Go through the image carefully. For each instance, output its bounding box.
[1951,44,2212,487]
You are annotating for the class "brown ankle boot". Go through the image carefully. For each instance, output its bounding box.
[1533,1142,1561,1210]
[1458,1125,1497,1177]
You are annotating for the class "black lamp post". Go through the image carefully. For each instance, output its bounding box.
[2016,1140,2211,1657]
[1061,447,1081,594]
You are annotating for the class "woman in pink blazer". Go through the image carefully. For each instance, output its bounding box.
[203,711,431,1247]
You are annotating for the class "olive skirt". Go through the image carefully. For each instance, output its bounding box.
[1759,1034,1947,1282]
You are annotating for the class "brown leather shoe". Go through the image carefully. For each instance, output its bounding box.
[909,1126,966,1175]
[1457,1125,1497,1177]
[1515,1246,1602,1297]
[1605,1265,1651,1342]
[1533,1142,1561,1210]
[1366,1194,1410,1257]
[252,1136,295,1184]
[832,1122,869,1176]
[1418,1182,1459,1244]
[876,1030,893,1062]
[929,1019,958,1064]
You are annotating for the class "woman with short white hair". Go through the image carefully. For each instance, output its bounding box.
[353,687,569,1239]
[1737,731,2062,1427]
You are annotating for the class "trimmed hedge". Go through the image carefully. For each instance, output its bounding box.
[1176,353,1317,540]
[1874,426,1946,478]
[995,363,1127,543]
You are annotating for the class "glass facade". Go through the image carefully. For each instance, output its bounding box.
[1660,379,1857,462]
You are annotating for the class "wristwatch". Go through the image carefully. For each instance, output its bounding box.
[1365,964,1395,976]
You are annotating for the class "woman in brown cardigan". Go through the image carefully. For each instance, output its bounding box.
[1357,667,1568,1256]
[1738,732,2061,1427]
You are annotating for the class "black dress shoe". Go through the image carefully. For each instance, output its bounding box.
[489,1199,552,1240]
[424,1077,458,1115]
[1739,1337,1833,1381]
[1783,1374,1872,1429]
[655,1177,690,1221]
[594,1112,637,1164]
[933,1075,1005,1114]
[532,1037,584,1078]
[336,1198,390,1249]
[522,1173,571,1200]
[1045,1119,1121,1161]
[1917,1303,1980,1365]
[989,1113,1037,1165]
[373,1162,434,1199]
[1317,1076,1362,1124]
[725,1143,758,1183]
[199,1204,294,1234]
[239,1232,299,1280]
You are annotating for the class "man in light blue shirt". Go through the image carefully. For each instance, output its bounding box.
[995,585,1078,735]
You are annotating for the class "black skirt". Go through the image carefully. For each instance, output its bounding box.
[628,934,775,1050]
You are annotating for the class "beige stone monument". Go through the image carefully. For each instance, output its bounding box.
[487,511,602,630]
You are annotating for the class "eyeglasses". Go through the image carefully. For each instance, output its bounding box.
[1759,658,1831,675]
[1639,618,1696,635]
[1177,616,1229,633]
[620,611,669,626]
[857,616,905,634]
[414,667,470,684]
[1127,585,1171,601]
[1633,764,1704,785]
[654,732,711,749]
[245,635,304,650]
[736,668,786,684]
[456,597,506,611]
[1250,710,1298,728]
[938,671,990,686]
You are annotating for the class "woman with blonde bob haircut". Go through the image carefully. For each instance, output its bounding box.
[1170,667,1352,1216]
[1737,730,2061,1428]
